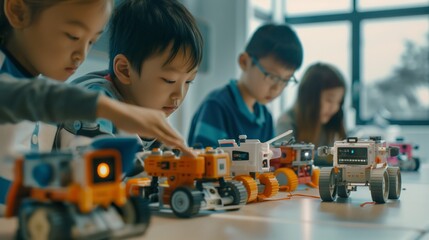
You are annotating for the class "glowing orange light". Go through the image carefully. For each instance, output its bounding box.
[97,163,110,178]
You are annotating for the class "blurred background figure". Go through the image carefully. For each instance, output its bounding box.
[276,62,347,165]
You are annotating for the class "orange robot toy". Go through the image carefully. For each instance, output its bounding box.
[318,136,401,203]
[5,137,150,240]
[270,138,320,192]
[217,131,293,203]
[142,147,247,218]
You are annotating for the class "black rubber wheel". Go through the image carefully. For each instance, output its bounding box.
[115,196,151,234]
[219,180,248,206]
[337,184,351,198]
[20,202,72,240]
[319,167,337,202]
[413,158,420,171]
[170,187,202,218]
[370,169,389,203]
[387,167,402,199]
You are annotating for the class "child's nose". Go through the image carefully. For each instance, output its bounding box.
[73,43,90,63]
[71,51,82,64]
[173,84,186,99]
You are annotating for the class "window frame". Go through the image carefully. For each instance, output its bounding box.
[253,0,429,125]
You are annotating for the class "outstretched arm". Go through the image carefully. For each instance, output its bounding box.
[97,95,192,156]
[0,75,98,124]
[0,75,192,155]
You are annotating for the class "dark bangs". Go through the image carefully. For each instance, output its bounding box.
[245,24,303,70]
[108,0,203,76]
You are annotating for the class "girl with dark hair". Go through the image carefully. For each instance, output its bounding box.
[276,62,347,164]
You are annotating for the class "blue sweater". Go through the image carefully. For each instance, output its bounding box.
[188,80,275,148]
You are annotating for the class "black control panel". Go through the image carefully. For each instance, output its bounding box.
[232,151,249,161]
[337,147,368,165]
[300,149,313,161]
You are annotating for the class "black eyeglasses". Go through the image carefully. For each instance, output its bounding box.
[251,56,298,87]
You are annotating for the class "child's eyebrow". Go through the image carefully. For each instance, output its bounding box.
[65,20,104,35]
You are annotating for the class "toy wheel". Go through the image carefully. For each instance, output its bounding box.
[258,173,280,199]
[317,146,329,157]
[307,167,320,188]
[370,168,389,203]
[21,203,71,240]
[413,158,420,171]
[170,187,202,218]
[115,196,151,233]
[274,168,298,192]
[319,167,337,202]
[337,184,351,198]
[220,181,248,206]
[234,175,258,202]
[387,167,401,199]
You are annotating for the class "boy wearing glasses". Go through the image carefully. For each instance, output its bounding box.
[188,24,303,148]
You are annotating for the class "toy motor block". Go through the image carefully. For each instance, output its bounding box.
[317,136,401,204]
[141,147,247,218]
[217,131,294,202]
[270,139,320,192]
[387,137,420,171]
[5,136,150,240]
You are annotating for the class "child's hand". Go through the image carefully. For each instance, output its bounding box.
[97,95,194,156]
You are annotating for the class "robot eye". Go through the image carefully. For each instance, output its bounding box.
[97,163,110,178]
[92,156,116,183]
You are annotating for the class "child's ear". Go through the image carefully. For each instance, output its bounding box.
[4,0,31,29]
[238,52,251,71]
[113,54,132,85]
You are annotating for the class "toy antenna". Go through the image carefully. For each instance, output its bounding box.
[265,130,293,145]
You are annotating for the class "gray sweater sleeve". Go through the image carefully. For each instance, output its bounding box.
[0,74,100,124]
